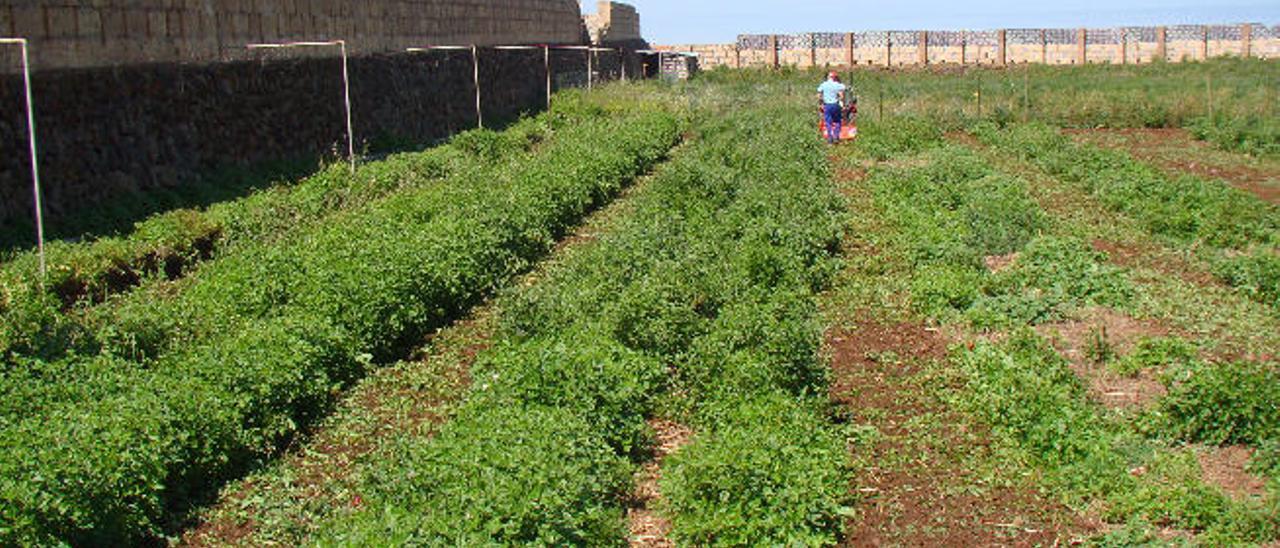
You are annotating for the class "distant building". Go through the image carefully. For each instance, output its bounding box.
[583,1,648,49]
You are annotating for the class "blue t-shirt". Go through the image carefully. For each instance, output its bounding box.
[818,80,846,104]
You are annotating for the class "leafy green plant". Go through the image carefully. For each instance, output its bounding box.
[975,122,1279,253]
[1110,336,1198,378]
[1152,360,1280,446]
[0,100,612,366]
[469,330,666,458]
[1106,451,1278,543]
[955,330,1128,497]
[970,236,1133,327]
[1251,438,1280,484]
[954,332,1278,540]
[316,404,632,545]
[662,394,851,546]
[1188,115,1280,158]
[1085,325,1116,366]
[1212,252,1280,309]
[309,101,849,545]
[857,115,945,160]
[910,264,983,319]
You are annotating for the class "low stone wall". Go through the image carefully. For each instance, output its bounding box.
[661,23,1278,70]
[584,1,642,45]
[0,48,641,229]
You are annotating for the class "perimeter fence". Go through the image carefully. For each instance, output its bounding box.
[663,22,1279,69]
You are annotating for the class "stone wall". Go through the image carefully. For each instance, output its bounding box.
[0,0,584,71]
[661,23,1278,70]
[0,47,646,230]
[0,0,606,232]
[584,1,642,46]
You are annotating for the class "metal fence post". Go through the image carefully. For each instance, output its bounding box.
[1078,28,1087,64]
[1,37,46,279]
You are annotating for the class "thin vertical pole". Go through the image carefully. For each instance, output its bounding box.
[14,39,45,280]
[544,45,551,110]
[587,48,593,90]
[339,41,355,174]
[977,83,983,119]
[472,45,483,128]
[249,40,356,173]
[1023,67,1030,123]
[1206,73,1213,119]
[878,77,884,121]
[620,49,626,82]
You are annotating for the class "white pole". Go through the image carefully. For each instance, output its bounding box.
[544,45,552,110]
[587,48,593,91]
[620,49,627,82]
[1,38,45,280]
[472,45,483,129]
[247,40,356,173]
[339,40,355,174]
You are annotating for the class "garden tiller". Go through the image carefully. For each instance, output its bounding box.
[818,100,858,142]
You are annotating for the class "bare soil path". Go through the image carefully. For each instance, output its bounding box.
[627,419,693,547]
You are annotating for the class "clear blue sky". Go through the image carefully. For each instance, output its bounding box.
[579,0,1280,44]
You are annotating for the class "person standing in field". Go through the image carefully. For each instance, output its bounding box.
[817,71,847,144]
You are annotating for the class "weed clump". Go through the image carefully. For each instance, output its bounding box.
[661,394,851,546]
[1151,360,1280,447]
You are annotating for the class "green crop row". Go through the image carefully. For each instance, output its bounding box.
[310,105,850,545]
[0,96,609,365]
[0,103,681,545]
[974,122,1280,309]
[863,128,1277,542]
[865,142,1130,328]
[974,122,1278,250]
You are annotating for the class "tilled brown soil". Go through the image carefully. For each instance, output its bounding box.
[628,419,693,547]
[1035,306,1174,411]
[830,321,1094,546]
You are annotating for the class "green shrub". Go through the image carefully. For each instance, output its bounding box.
[0,313,354,545]
[1188,115,1280,157]
[975,122,1280,253]
[954,332,1279,539]
[469,330,666,458]
[954,330,1128,497]
[1107,451,1278,542]
[1153,360,1280,446]
[0,101,609,365]
[962,174,1047,256]
[1212,252,1280,309]
[313,104,848,545]
[910,264,984,319]
[662,394,851,546]
[315,405,632,545]
[970,236,1133,326]
[1251,438,1280,484]
[680,292,827,404]
[0,108,682,544]
[1110,336,1199,377]
[857,115,945,160]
